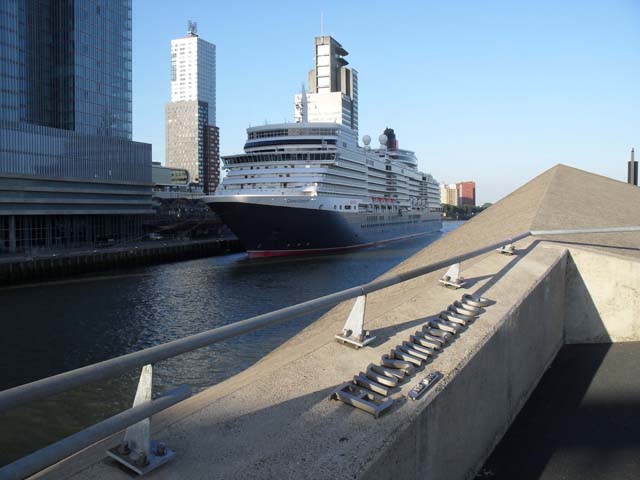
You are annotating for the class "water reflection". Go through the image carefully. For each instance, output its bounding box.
[0,222,461,464]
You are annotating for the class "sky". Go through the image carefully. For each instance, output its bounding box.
[132,0,640,204]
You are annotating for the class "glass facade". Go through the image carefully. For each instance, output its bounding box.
[0,121,150,183]
[0,0,132,138]
[0,0,151,254]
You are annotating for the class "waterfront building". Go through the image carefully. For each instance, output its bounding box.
[294,36,358,136]
[165,23,219,194]
[457,181,476,206]
[0,0,152,255]
[440,183,458,206]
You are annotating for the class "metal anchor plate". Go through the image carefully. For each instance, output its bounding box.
[408,371,443,401]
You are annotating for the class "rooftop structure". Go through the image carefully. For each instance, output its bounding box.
[294,36,358,135]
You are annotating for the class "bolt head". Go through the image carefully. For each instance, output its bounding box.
[117,443,130,456]
[155,442,167,457]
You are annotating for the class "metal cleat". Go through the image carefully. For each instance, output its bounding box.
[422,326,452,342]
[404,341,436,358]
[453,300,483,315]
[438,263,466,289]
[365,365,399,387]
[391,348,423,366]
[398,342,431,361]
[369,363,407,381]
[428,318,459,335]
[439,311,468,326]
[381,354,416,375]
[447,305,478,320]
[335,295,376,348]
[331,382,393,418]
[461,294,493,308]
[410,332,442,350]
[354,373,391,396]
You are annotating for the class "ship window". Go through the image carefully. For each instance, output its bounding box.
[339,205,342,209]
[344,205,351,210]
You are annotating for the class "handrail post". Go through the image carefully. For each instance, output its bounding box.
[106,364,176,475]
[438,263,465,289]
[335,295,376,348]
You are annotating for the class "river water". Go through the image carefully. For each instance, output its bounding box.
[0,222,461,465]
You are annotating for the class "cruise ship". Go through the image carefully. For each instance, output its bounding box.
[204,36,442,257]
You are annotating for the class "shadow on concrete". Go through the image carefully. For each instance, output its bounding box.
[98,384,390,479]
[372,242,539,345]
[476,343,640,480]
[462,274,495,288]
[478,249,623,479]
[370,316,433,346]
[472,241,540,298]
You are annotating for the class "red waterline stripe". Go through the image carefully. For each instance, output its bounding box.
[247,230,435,258]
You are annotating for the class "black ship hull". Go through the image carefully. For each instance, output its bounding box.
[208,200,442,258]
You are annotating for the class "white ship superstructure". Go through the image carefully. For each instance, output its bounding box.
[205,34,441,257]
[219,123,439,213]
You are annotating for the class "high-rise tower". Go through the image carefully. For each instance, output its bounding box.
[294,36,358,136]
[0,0,152,254]
[165,23,219,194]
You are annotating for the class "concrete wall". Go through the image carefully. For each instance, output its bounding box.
[565,248,640,343]
[362,252,567,480]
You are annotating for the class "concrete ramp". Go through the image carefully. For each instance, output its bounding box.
[44,164,640,480]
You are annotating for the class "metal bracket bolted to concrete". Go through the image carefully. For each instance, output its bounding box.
[335,294,376,348]
[106,365,175,475]
[497,243,516,255]
[439,263,466,289]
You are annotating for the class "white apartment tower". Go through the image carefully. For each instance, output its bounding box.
[170,23,216,123]
[294,36,358,136]
[165,22,219,194]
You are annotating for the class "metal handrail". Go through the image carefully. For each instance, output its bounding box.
[3,225,640,412]
[0,231,531,414]
[0,386,191,480]
[2,225,639,478]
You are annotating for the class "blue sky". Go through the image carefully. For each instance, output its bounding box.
[132,0,640,204]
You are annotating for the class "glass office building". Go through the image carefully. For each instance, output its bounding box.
[0,0,152,254]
